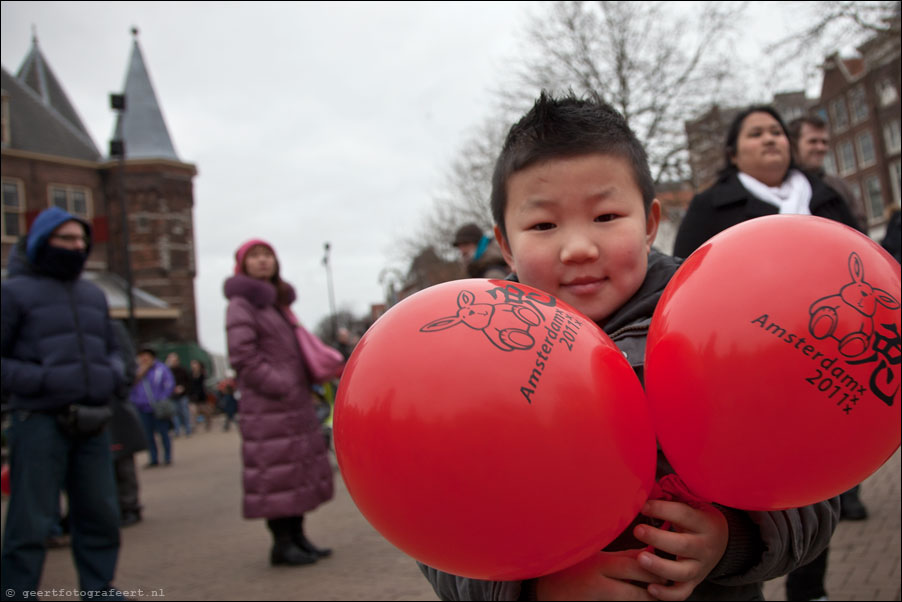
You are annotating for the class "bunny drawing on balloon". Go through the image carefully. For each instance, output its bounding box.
[808,252,900,358]
[420,289,543,352]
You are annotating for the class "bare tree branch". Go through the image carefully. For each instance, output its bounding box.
[765,1,901,74]
[396,1,747,275]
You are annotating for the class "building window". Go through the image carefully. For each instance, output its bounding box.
[823,150,837,176]
[876,78,900,107]
[856,130,876,168]
[884,119,901,155]
[782,105,803,123]
[849,178,863,206]
[2,178,25,241]
[48,185,92,219]
[830,97,849,132]
[863,175,884,221]
[837,140,857,175]
[848,85,869,124]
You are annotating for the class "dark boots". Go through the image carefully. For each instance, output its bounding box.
[267,518,317,566]
[291,515,332,558]
[840,485,868,520]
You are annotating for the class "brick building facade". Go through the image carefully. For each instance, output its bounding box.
[1,31,199,345]
[811,31,901,226]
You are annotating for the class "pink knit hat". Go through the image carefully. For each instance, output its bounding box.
[234,238,277,275]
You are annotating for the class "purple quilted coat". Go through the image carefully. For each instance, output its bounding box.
[224,274,334,519]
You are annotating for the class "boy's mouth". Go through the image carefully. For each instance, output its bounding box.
[562,276,605,296]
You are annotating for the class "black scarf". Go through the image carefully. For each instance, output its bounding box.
[35,245,88,280]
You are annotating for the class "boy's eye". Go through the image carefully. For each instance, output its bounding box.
[595,214,617,223]
[530,222,555,231]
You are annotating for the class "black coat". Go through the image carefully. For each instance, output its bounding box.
[674,171,861,259]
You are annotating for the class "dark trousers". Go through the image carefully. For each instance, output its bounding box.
[0,411,122,600]
[786,546,829,601]
[113,454,140,515]
[138,411,172,464]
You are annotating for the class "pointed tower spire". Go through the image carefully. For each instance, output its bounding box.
[16,29,98,149]
[112,28,180,161]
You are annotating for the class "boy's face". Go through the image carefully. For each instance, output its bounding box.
[496,153,660,325]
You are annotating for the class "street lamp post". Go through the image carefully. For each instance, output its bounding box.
[110,92,137,342]
[323,242,338,340]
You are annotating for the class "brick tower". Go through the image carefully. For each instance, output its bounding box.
[103,28,199,343]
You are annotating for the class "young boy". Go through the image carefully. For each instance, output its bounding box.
[419,92,839,600]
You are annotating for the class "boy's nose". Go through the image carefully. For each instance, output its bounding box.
[560,232,600,264]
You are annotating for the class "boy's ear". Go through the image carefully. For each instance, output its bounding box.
[494,225,515,268]
[645,199,662,252]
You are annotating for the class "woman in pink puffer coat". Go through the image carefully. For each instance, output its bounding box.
[224,239,334,567]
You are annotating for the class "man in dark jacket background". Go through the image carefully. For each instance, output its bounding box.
[1,207,126,601]
[788,115,869,231]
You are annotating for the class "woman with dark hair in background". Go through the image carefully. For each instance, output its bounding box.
[674,106,861,602]
[674,105,861,258]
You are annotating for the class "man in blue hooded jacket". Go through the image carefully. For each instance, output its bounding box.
[1,207,126,601]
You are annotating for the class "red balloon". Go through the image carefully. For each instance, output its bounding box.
[646,215,901,510]
[335,279,655,580]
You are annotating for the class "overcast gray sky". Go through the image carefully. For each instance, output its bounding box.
[2,1,816,357]
[1,1,548,356]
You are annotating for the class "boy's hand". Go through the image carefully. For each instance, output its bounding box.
[632,499,729,601]
[534,548,665,601]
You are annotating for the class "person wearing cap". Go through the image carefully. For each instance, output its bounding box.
[224,239,335,567]
[1,207,127,600]
[452,222,510,279]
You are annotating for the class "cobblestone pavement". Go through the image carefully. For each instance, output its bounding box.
[762,448,901,601]
[2,418,899,600]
